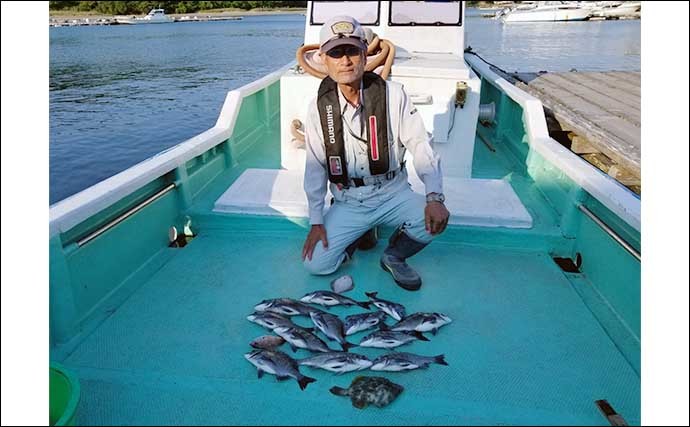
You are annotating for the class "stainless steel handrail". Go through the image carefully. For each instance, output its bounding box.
[76,183,176,247]
[579,204,641,262]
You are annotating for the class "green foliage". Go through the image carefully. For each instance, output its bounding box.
[77,1,96,12]
[49,1,307,13]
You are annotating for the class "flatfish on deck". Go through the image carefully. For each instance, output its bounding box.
[329,376,404,409]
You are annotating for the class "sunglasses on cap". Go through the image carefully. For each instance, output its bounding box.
[326,45,363,59]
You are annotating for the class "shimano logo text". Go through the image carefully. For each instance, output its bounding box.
[326,105,336,144]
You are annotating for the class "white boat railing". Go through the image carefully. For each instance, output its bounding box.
[465,54,641,232]
[49,63,294,237]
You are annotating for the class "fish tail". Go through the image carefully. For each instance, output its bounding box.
[329,386,349,396]
[341,341,357,352]
[365,291,378,299]
[357,301,372,309]
[413,331,430,341]
[434,354,448,366]
[298,375,317,391]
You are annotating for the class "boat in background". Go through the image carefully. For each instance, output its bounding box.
[176,15,243,22]
[498,1,591,22]
[588,1,641,19]
[117,8,173,25]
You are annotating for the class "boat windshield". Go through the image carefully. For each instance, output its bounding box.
[389,0,463,26]
[311,1,380,25]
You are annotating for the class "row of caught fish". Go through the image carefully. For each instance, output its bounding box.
[257,291,409,321]
[245,347,411,407]
[248,309,450,352]
[253,290,450,337]
[244,348,447,390]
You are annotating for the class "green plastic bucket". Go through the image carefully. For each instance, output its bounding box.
[49,363,80,426]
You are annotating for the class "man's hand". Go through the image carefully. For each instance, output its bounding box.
[302,224,328,261]
[425,202,450,235]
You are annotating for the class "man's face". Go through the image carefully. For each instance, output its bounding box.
[321,44,366,85]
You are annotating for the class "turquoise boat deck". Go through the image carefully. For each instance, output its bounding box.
[52,124,640,425]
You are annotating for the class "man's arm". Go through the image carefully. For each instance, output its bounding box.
[302,101,330,260]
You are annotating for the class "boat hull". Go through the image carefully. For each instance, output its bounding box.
[502,8,591,22]
[117,19,173,24]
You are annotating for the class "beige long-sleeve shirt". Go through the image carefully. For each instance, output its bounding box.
[304,80,443,225]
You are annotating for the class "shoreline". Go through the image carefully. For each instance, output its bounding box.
[49,8,306,24]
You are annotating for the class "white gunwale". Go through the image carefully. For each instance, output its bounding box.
[465,55,640,232]
[49,64,294,237]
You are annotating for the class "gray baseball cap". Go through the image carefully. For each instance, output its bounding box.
[319,15,367,53]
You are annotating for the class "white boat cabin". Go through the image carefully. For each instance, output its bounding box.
[215,1,533,229]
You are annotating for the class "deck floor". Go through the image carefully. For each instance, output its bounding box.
[63,228,640,425]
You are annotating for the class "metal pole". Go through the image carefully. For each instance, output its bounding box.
[578,204,641,262]
[77,183,176,247]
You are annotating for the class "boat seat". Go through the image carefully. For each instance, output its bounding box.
[213,168,532,229]
[213,169,330,218]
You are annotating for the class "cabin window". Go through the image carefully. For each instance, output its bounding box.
[311,1,380,26]
[389,1,463,26]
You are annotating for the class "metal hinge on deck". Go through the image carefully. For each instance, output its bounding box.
[455,81,468,108]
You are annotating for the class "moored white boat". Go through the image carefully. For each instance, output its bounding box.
[117,8,173,25]
[500,1,591,22]
[589,1,641,19]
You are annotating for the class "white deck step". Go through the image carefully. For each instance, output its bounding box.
[214,169,532,228]
[213,169,328,218]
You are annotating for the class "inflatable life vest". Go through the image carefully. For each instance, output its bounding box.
[317,72,390,186]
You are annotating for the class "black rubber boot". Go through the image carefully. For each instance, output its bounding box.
[357,227,378,250]
[380,227,428,291]
[344,227,379,261]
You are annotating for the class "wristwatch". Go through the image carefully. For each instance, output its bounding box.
[426,192,445,204]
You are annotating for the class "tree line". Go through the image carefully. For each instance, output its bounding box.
[49,1,307,15]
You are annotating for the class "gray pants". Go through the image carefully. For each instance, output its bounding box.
[303,187,434,275]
